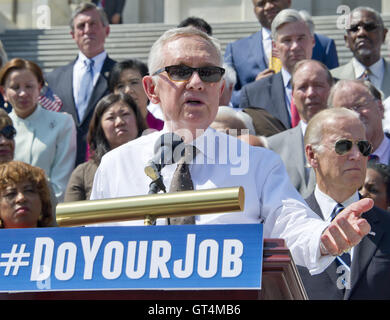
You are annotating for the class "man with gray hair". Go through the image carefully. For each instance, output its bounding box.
[299,107,390,299]
[331,6,390,99]
[46,1,116,166]
[240,8,315,130]
[91,25,374,276]
[329,79,390,165]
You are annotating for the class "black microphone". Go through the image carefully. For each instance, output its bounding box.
[144,133,185,193]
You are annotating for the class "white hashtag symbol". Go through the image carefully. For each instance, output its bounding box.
[0,244,30,276]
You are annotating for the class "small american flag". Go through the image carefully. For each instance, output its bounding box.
[38,85,63,112]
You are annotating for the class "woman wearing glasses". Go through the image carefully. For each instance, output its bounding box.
[0,109,15,163]
[0,58,77,202]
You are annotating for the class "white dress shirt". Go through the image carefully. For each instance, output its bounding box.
[90,127,335,274]
[313,186,358,260]
[262,28,272,66]
[73,51,107,114]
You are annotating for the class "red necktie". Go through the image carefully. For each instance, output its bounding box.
[290,98,300,128]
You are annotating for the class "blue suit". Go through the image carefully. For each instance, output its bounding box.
[224,29,339,107]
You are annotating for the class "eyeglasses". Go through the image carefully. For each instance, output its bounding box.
[0,125,16,140]
[152,65,225,83]
[334,139,372,157]
[347,22,379,33]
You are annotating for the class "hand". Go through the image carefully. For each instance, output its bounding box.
[255,69,275,81]
[320,198,373,256]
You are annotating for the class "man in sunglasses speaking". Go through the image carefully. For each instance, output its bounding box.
[91,26,374,276]
[300,107,390,299]
[331,7,390,99]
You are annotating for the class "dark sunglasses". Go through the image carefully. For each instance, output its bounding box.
[0,125,16,140]
[334,139,372,157]
[153,65,225,83]
[347,22,379,33]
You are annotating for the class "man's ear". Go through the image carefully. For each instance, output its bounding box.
[305,144,318,168]
[143,76,160,104]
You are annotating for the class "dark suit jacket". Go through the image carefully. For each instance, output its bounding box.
[267,124,316,198]
[299,192,390,300]
[46,55,117,166]
[239,72,291,129]
[224,30,338,107]
[92,0,126,23]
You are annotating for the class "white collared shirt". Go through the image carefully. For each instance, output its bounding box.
[314,186,359,259]
[371,134,390,164]
[73,50,107,108]
[90,127,336,275]
[262,27,272,66]
[281,68,292,117]
[352,57,384,91]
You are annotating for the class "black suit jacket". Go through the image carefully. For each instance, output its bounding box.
[299,192,390,300]
[92,0,126,23]
[46,55,117,166]
[239,72,291,129]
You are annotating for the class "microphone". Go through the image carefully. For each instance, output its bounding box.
[144,133,185,194]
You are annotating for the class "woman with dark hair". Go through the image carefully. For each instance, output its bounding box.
[360,160,390,212]
[0,161,54,228]
[64,92,147,201]
[108,58,164,131]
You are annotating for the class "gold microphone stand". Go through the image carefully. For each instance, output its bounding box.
[56,187,244,227]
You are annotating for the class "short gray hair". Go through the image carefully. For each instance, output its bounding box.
[69,2,109,31]
[271,8,309,40]
[349,6,384,30]
[222,63,237,87]
[304,108,361,152]
[148,26,223,76]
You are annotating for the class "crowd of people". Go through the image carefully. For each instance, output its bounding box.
[0,1,389,299]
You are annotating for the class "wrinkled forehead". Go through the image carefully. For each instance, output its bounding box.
[350,9,380,24]
[162,35,222,66]
[322,117,366,142]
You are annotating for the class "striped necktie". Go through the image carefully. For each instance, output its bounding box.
[331,203,351,267]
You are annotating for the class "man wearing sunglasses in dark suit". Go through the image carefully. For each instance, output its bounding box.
[331,7,390,99]
[300,107,390,299]
[329,79,390,166]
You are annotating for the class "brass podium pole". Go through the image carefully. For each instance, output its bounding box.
[56,187,244,227]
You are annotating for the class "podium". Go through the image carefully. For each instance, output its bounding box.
[0,238,307,300]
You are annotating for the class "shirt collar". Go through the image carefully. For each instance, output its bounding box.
[262,27,272,40]
[314,186,359,221]
[352,57,384,80]
[77,50,107,70]
[372,133,390,161]
[281,67,292,89]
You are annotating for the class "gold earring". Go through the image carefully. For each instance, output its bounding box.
[0,219,3,228]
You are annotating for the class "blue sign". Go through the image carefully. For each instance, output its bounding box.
[0,224,263,292]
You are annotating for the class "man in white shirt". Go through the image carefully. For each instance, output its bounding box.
[46,2,116,165]
[328,79,390,165]
[91,26,373,275]
[301,107,390,299]
[331,7,390,99]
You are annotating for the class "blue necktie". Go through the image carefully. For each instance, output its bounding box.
[77,58,94,122]
[331,203,351,267]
